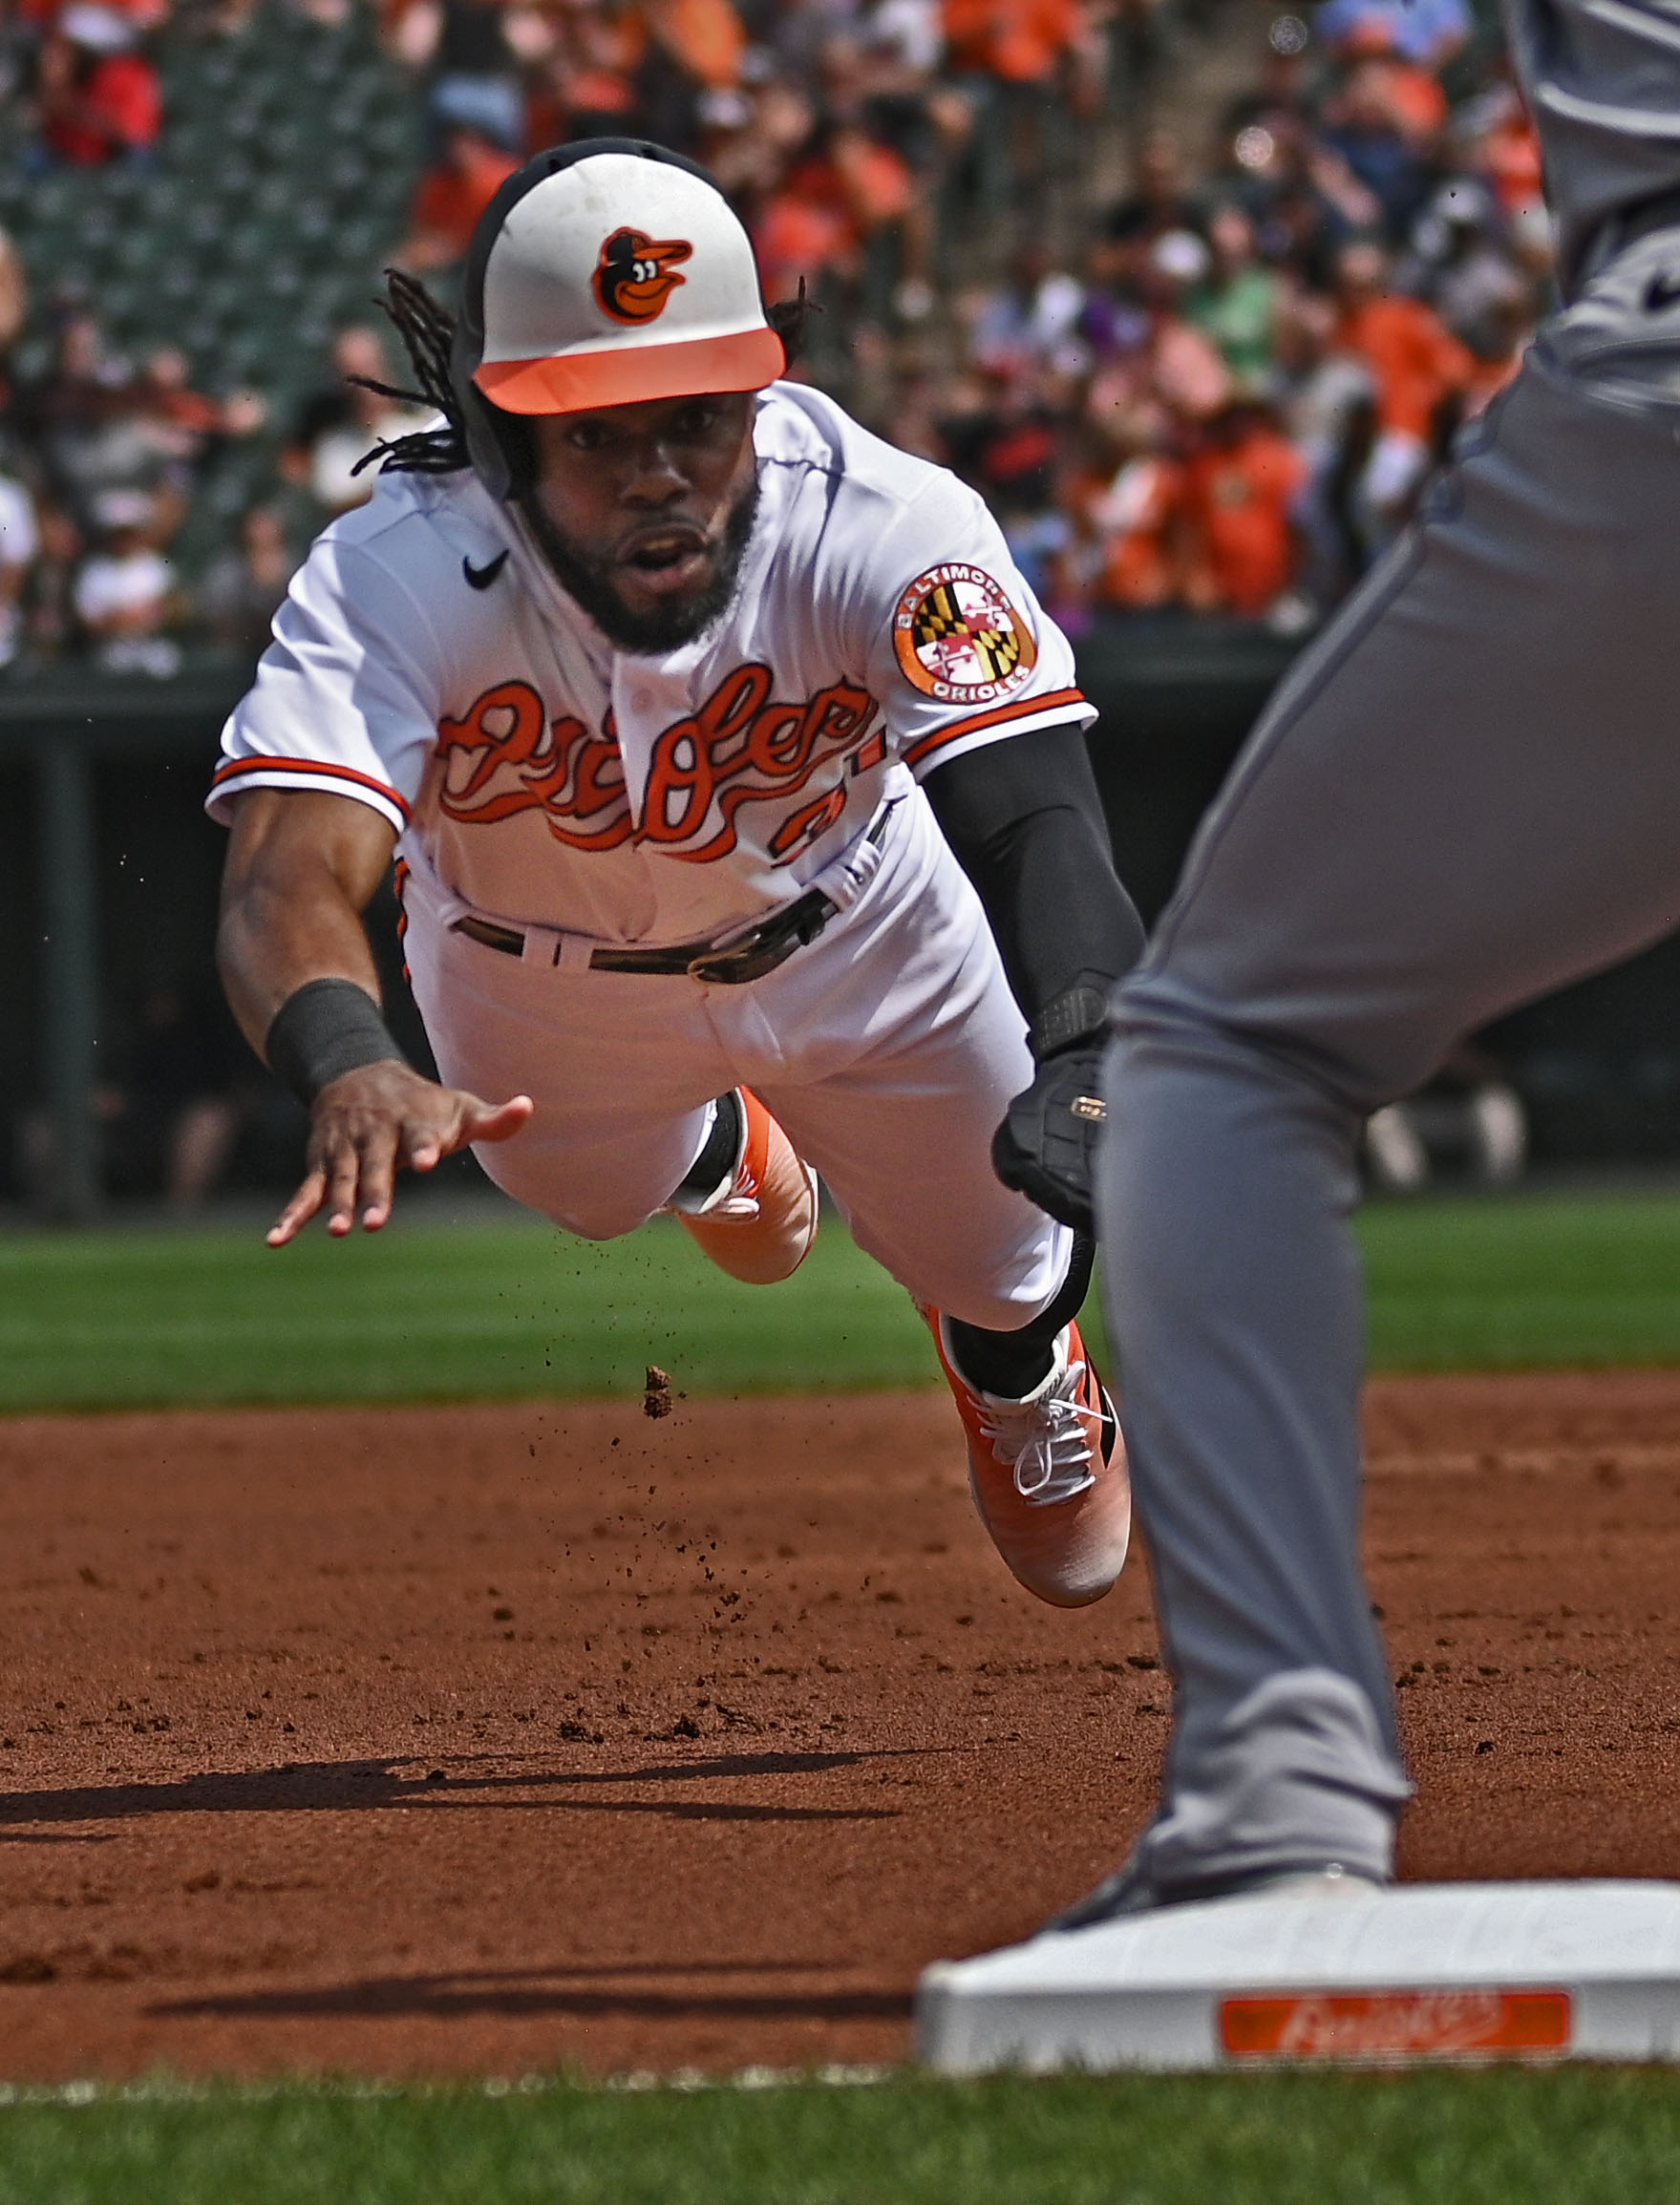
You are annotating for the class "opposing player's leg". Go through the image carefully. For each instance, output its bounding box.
[1084,348,1680,1909]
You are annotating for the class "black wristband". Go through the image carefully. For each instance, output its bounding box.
[1029,976,1112,1063]
[265,978,405,1107]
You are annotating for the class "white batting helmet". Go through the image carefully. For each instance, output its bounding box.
[450,139,786,498]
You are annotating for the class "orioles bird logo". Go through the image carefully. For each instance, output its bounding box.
[592,227,692,324]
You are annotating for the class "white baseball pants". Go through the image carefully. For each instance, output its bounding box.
[400,789,1073,1331]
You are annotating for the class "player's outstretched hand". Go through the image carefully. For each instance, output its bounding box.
[266,1062,534,1248]
[991,1044,1107,1240]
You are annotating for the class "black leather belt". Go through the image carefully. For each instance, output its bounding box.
[451,801,897,986]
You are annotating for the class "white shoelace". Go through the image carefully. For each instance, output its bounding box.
[701,1193,761,1221]
[978,1358,1100,1506]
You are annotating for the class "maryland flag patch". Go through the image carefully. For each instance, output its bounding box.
[893,563,1038,704]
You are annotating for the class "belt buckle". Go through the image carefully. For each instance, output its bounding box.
[687,936,783,986]
[685,887,837,986]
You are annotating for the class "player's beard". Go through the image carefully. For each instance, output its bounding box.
[519,470,761,654]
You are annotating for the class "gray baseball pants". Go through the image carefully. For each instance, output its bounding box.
[1098,252,1680,1895]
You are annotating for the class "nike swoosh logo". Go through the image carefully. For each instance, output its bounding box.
[1645,271,1680,312]
[462,550,509,591]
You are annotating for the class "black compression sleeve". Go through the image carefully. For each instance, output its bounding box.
[265,978,406,1106]
[921,721,1144,1044]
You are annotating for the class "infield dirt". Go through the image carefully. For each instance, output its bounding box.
[3,1375,1680,2083]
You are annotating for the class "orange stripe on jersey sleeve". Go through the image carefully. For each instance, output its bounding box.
[211,754,414,820]
[902,687,1087,771]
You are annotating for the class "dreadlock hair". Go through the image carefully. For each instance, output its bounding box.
[349,267,811,484]
[766,283,811,368]
[348,268,470,479]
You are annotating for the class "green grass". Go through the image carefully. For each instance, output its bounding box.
[1358,1193,1680,1371]
[1,2067,1679,2203]
[0,1210,939,1413]
[5,1188,1680,1413]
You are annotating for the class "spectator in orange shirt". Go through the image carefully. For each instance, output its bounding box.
[522,0,644,146]
[38,4,161,167]
[752,117,914,303]
[943,0,1083,86]
[629,0,751,150]
[1180,400,1308,620]
[1333,236,1475,529]
[943,0,1101,209]
[817,0,970,317]
[755,172,856,303]
[642,0,745,93]
[1459,73,1544,217]
[1086,424,1187,613]
[398,123,521,274]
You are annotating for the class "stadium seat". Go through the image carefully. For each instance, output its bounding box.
[8,0,425,576]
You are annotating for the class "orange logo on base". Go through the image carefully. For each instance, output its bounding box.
[593,228,692,324]
[1221,1988,1572,2063]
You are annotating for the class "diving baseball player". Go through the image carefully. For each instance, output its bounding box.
[211,140,1140,1609]
[1055,0,1680,1918]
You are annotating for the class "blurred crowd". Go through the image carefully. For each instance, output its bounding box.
[0,0,1556,673]
[982,6,1553,635]
[871,0,1553,638]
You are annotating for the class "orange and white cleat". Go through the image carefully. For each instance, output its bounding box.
[670,1088,820,1285]
[931,1314,1131,1608]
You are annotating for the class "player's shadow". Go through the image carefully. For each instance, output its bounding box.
[0,1747,946,1833]
[0,1831,115,1847]
[151,1957,913,2025]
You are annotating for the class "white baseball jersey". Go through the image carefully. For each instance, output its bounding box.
[209,381,1094,948]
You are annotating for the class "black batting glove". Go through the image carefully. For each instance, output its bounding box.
[991,1040,1108,1239]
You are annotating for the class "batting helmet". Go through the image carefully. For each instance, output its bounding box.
[449,139,787,501]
